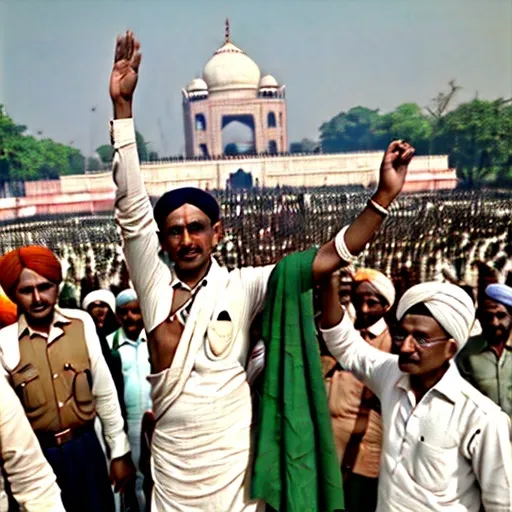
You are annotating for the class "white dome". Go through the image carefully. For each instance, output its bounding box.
[202,42,261,93]
[187,77,208,92]
[259,74,278,88]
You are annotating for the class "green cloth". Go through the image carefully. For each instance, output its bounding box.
[251,247,344,512]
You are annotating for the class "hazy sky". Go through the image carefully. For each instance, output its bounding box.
[1,0,511,156]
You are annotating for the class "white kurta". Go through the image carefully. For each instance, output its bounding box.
[321,314,512,512]
[0,375,65,512]
[111,118,272,511]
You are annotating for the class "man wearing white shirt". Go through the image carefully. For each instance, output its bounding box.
[109,31,415,511]
[0,375,65,512]
[107,289,151,511]
[0,246,135,512]
[320,279,512,512]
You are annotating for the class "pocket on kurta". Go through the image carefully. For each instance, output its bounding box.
[207,319,234,357]
[412,440,458,493]
[73,371,96,416]
[12,365,47,411]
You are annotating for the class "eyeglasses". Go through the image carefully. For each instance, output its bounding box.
[392,334,450,348]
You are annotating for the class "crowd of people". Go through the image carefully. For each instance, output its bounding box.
[0,188,510,303]
[0,30,511,512]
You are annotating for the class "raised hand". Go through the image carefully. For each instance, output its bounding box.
[110,30,141,118]
[375,140,415,207]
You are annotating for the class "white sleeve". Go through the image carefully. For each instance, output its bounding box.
[240,265,275,321]
[320,313,397,397]
[0,376,65,511]
[82,313,130,460]
[468,411,512,511]
[111,118,173,333]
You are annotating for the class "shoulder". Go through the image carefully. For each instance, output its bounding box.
[458,335,486,362]
[237,264,275,282]
[59,308,95,328]
[0,323,20,370]
[0,322,19,341]
[458,373,506,419]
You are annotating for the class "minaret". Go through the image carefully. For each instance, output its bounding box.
[225,18,230,43]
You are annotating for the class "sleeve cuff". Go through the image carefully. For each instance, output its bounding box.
[109,432,131,460]
[110,118,136,149]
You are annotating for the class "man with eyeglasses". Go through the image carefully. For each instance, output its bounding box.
[320,280,512,511]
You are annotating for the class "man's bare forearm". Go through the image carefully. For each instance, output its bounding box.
[344,189,392,255]
[113,99,133,120]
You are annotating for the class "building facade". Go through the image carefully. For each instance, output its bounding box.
[182,20,288,158]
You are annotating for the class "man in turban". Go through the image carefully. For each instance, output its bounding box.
[109,31,414,511]
[0,246,134,512]
[322,268,395,511]
[320,280,512,511]
[457,283,512,416]
[107,288,151,511]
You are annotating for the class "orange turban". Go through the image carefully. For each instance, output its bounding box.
[0,246,62,301]
[0,286,17,327]
[353,268,396,307]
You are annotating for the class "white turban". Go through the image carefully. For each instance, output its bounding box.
[396,282,475,350]
[354,268,396,307]
[82,289,116,313]
[116,288,138,309]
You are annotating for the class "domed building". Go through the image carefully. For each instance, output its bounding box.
[182,20,287,158]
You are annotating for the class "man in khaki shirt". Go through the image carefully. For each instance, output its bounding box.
[0,375,64,511]
[457,283,512,416]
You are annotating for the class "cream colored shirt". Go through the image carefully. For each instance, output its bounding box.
[112,118,272,511]
[0,307,130,460]
[321,313,512,512]
[0,375,65,512]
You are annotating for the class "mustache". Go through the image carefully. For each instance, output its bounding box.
[398,353,420,364]
[31,302,48,309]
[178,246,202,257]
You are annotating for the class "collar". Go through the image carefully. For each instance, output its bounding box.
[473,333,512,354]
[170,258,213,293]
[366,317,388,337]
[117,327,147,348]
[396,361,460,404]
[18,306,71,340]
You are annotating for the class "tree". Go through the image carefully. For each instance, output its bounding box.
[136,130,148,162]
[96,144,114,165]
[290,138,319,153]
[376,103,432,154]
[86,157,102,172]
[435,98,512,188]
[319,106,383,153]
[0,105,86,182]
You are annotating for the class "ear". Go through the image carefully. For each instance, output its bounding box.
[445,339,458,359]
[212,220,223,246]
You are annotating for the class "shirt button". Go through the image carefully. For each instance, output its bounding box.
[58,401,64,408]
[53,373,58,379]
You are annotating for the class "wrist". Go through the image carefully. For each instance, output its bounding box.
[372,190,394,209]
[113,99,133,119]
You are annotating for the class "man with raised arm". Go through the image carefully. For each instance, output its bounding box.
[319,277,512,511]
[109,30,414,511]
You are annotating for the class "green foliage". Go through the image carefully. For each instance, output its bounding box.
[136,130,148,162]
[320,106,383,153]
[319,93,512,188]
[0,105,86,182]
[290,138,319,153]
[435,99,512,188]
[96,144,115,165]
